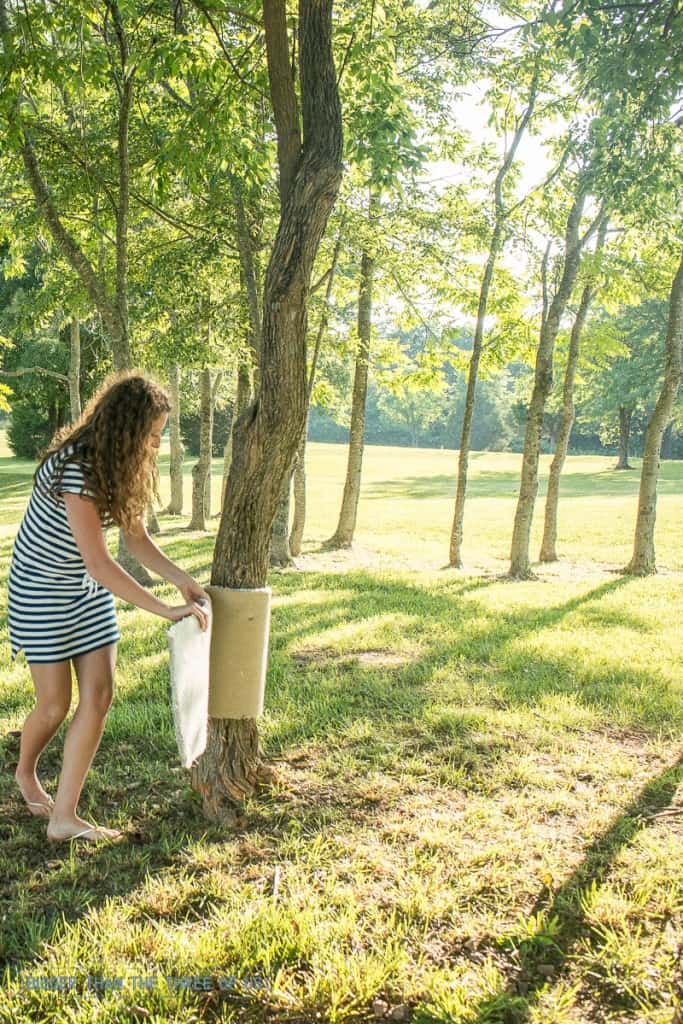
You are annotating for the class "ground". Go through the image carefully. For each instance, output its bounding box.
[0,441,681,1023]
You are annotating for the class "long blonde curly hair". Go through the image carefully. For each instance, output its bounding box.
[35,371,171,532]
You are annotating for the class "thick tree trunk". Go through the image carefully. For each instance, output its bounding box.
[661,421,673,459]
[540,219,608,562]
[509,190,595,579]
[192,0,343,823]
[68,317,82,421]
[189,367,213,530]
[616,406,633,469]
[166,363,185,514]
[625,246,683,575]
[327,194,377,548]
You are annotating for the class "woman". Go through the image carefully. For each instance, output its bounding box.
[8,371,210,843]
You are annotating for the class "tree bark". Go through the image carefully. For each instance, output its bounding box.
[221,360,252,509]
[231,179,262,381]
[509,188,600,578]
[539,217,608,562]
[270,472,292,565]
[189,367,213,531]
[661,421,673,459]
[68,318,82,421]
[448,71,539,569]
[616,406,633,469]
[290,217,344,556]
[289,426,308,556]
[625,245,683,575]
[147,502,160,535]
[327,190,377,548]
[193,0,343,823]
[166,363,185,514]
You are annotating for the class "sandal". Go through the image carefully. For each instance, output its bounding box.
[25,798,54,817]
[47,825,123,844]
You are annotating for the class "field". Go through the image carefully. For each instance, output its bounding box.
[0,441,682,1024]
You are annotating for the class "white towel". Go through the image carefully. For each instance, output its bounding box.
[167,597,212,768]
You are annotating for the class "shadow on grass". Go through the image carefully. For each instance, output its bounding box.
[457,750,683,1024]
[0,564,675,979]
[364,463,683,502]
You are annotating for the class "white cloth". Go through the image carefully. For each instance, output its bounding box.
[167,597,212,768]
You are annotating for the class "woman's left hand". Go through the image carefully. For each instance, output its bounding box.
[178,577,210,605]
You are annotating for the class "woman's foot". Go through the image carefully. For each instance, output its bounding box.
[15,768,54,817]
[46,815,123,843]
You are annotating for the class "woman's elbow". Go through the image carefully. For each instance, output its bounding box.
[84,553,115,583]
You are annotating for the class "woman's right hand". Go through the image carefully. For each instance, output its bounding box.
[164,601,210,632]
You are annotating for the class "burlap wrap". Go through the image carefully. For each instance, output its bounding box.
[205,585,271,719]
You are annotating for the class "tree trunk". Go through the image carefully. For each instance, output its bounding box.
[327,192,377,548]
[8,5,152,584]
[540,218,608,562]
[231,178,262,381]
[192,0,343,823]
[189,367,213,531]
[289,429,308,556]
[221,361,252,509]
[270,472,292,566]
[166,363,185,514]
[289,217,344,556]
[509,189,596,579]
[661,421,673,459]
[147,503,160,535]
[625,246,683,575]
[616,406,633,469]
[449,228,501,567]
[68,317,82,421]
[448,70,539,569]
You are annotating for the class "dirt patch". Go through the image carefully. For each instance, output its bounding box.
[291,647,415,669]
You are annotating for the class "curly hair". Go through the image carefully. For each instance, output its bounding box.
[35,371,171,532]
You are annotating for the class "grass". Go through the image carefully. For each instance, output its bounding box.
[0,439,682,1023]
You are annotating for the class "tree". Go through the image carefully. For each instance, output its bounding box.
[165,364,184,515]
[448,29,558,568]
[576,299,667,468]
[326,188,379,548]
[625,246,683,574]
[509,173,604,578]
[192,0,343,821]
[539,215,608,561]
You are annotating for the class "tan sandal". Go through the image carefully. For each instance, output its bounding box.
[25,799,54,817]
[47,825,123,844]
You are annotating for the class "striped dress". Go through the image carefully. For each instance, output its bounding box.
[8,444,120,664]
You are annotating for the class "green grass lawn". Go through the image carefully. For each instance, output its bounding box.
[0,441,682,1023]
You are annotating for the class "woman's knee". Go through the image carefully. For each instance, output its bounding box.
[30,663,73,725]
[34,694,72,727]
[77,679,114,718]
[74,645,116,717]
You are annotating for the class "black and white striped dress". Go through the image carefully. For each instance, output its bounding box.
[8,444,120,664]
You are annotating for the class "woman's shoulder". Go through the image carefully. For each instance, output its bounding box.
[37,442,94,491]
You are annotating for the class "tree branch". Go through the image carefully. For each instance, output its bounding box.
[263,0,302,203]
[0,365,69,384]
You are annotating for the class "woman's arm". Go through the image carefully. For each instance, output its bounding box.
[122,518,209,602]
[63,495,209,629]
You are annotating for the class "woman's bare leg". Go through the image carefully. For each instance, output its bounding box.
[47,643,121,842]
[15,660,73,816]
